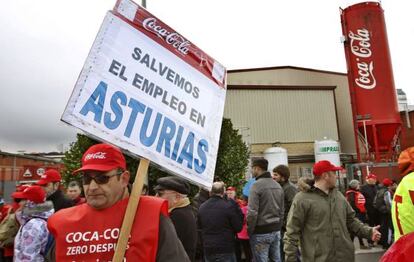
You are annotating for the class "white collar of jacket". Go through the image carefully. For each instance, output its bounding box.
[169,197,190,213]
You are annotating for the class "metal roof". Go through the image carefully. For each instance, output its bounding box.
[0,151,61,163]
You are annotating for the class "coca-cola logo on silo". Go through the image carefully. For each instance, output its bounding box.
[349,28,377,90]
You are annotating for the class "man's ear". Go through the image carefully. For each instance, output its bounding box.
[121,171,130,186]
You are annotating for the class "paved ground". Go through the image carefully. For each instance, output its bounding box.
[354,239,386,262]
[356,251,385,262]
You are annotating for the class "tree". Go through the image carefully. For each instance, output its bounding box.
[214,118,249,195]
[62,118,249,196]
[61,134,99,186]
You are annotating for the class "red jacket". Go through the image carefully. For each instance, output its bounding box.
[346,189,366,214]
[48,196,168,262]
[380,232,414,262]
[73,196,86,206]
[0,205,11,223]
[1,205,13,257]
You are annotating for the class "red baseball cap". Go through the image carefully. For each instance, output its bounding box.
[313,160,343,176]
[11,184,30,199]
[227,187,236,191]
[16,184,30,192]
[383,178,393,187]
[367,173,377,180]
[36,169,62,186]
[12,186,46,204]
[73,143,126,174]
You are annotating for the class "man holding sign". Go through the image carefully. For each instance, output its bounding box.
[47,143,189,261]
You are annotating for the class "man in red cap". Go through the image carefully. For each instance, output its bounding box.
[360,173,379,237]
[0,185,31,261]
[47,143,189,261]
[284,160,381,262]
[375,178,397,249]
[36,169,73,212]
[225,186,237,200]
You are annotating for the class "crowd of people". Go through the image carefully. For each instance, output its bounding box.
[0,168,85,261]
[0,143,412,261]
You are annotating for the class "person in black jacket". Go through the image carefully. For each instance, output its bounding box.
[198,182,243,262]
[155,176,197,262]
[36,169,74,212]
[192,188,210,262]
[360,174,378,225]
[193,188,210,210]
[360,173,378,246]
[272,164,298,261]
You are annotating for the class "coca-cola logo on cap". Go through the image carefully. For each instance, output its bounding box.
[143,17,190,55]
[85,152,107,161]
[349,28,376,90]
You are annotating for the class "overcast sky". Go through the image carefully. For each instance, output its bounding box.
[0,0,413,153]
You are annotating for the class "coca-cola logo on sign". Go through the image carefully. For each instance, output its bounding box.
[143,17,190,55]
[349,28,376,90]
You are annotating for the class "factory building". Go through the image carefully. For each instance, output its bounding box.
[225,66,356,181]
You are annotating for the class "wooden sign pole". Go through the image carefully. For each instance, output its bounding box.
[112,158,150,262]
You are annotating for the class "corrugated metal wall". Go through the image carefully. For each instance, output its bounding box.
[224,89,338,143]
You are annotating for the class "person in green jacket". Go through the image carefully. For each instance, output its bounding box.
[284,160,381,262]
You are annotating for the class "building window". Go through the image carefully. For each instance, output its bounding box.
[299,167,313,178]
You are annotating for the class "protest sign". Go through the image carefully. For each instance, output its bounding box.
[60,1,226,260]
[62,0,226,189]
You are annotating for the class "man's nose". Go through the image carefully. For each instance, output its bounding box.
[88,179,99,190]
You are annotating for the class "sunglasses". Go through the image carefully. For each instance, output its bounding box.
[80,170,124,185]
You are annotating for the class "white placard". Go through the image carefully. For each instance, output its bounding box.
[62,11,226,188]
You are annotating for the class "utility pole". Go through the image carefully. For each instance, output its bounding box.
[405,102,411,128]
[141,0,148,188]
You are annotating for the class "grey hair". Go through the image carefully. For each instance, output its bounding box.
[210,182,225,196]
[349,179,360,189]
